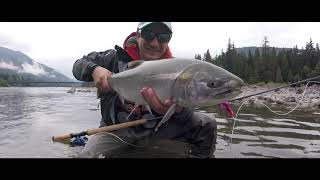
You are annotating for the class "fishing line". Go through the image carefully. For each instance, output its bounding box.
[228,80,320,155]
[94,115,166,148]
[254,81,320,116]
[96,132,145,148]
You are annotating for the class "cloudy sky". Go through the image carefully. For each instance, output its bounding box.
[0,22,320,80]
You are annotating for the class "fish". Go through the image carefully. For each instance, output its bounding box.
[108,58,244,130]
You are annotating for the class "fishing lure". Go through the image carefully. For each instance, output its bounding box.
[219,101,235,118]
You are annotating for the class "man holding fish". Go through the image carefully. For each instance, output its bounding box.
[72,22,244,158]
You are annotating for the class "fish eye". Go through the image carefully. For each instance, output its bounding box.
[207,81,216,88]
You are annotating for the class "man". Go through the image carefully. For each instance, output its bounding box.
[72,22,217,158]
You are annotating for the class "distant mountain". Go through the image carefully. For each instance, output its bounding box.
[235,46,293,56]
[0,46,72,82]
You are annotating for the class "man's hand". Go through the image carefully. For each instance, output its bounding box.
[92,66,113,92]
[140,87,183,115]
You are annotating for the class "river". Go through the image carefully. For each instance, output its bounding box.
[0,87,319,158]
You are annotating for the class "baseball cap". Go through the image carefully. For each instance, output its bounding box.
[137,22,172,33]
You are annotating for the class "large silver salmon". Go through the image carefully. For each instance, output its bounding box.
[108,58,244,130]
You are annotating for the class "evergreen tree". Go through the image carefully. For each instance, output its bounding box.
[247,50,256,83]
[261,36,270,56]
[315,61,320,73]
[253,48,262,81]
[270,47,278,81]
[225,38,234,72]
[279,52,289,82]
[306,38,315,52]
[194,54,202,60]
[308,61,320,78]
[287,70,294,82]
[227,38,232,52]
[315,43,320,72]
[302,65,311,79]
[304,38,316,68]
[203,49,212,62]
[199,37,320,84]
[275,65,283,82]
[293,74,301,82]
[316,43,320,53]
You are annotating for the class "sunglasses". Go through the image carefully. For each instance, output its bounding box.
[138,29,172,43]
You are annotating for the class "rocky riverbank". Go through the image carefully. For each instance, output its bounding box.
[233,83,320,111]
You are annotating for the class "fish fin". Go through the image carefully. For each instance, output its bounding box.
[154,104,176,131]
[126,104,139,120]
[145,104,153,115]
[127,60,144,69]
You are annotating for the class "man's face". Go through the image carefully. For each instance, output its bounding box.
[137,23,172,60]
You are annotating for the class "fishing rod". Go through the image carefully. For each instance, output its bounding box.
[195,75,320,111]
[52,116,163,142]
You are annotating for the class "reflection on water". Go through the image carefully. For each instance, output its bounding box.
[0,87,319,158]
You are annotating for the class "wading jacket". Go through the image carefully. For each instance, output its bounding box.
[72,33,193,128]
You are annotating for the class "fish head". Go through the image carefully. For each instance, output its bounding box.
[173,61,244,108]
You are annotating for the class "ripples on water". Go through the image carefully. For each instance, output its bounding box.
[213,107,320,158]
[0,87,101,158]
[0,87,319,158]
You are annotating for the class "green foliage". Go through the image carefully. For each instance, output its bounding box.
[275,66,283,82]
[287,70,294,82]
[279,53,289,82]
[302,65,312,79]
[0,78,8,87]
[293,73,301,82]
[194,36,320,84]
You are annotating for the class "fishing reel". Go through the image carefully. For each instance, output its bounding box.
[70,136,88,147]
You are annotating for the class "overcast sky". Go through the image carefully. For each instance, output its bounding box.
[1,22,320,80]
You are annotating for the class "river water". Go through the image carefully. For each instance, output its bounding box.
[0,87,319,158]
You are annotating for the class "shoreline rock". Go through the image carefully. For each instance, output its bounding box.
[233,83,320,111]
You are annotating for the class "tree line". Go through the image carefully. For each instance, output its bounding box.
[195,37,320,84]
[0,72,44,86]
